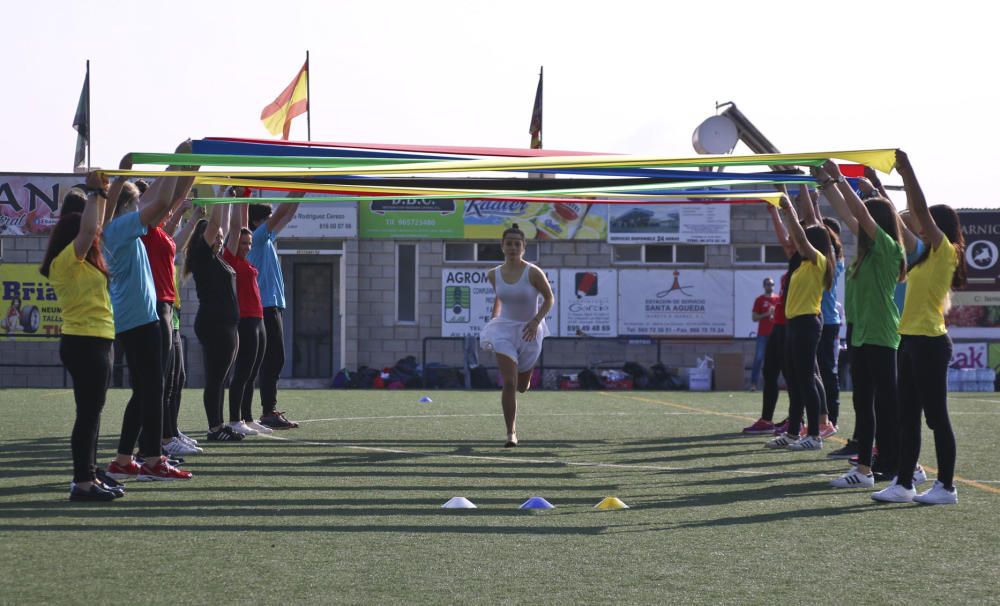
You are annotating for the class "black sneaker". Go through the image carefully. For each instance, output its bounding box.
[69,483,118,502]
[827,439,860,459]
[207,425,245,442]
[95,468,126,493]
[260,411,298,430]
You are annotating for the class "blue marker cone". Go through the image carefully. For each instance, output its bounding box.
[519,496,555,510]
[418,396,433,403]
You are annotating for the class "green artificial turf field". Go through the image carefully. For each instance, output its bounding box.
[1,388,997,605]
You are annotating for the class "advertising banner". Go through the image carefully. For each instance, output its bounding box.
[0,263,62,339]
[462,200,607,240]
[282,197,358,239]
[359,199,465,238]
[608,203,731,244]
[558,269,618,337]
[950,342,988,369]
[618,269,733,336]
[947,291,1000,339]
[441,267,558,337]
[959,211,1000,291]
[0,173,83,236]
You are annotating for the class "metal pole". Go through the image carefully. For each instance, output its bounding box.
[306,51,312,142]
[86,59,91,170]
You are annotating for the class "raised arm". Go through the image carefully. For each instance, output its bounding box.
[173,202,204,242]
[227,201,248,255]
[779,195,818,263]
[895,150,944,249]
[74,171,109,259]
[864,165,890,199]
[139,140,200,228]
[767,204,795,258]
[813,164,859,236]
[162,197,192,235]
[267,190,305,234]
[103,155,133,226]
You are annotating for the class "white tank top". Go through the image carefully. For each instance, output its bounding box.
[494,264,542,323]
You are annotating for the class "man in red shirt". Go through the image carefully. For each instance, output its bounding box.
[750,277,779,390]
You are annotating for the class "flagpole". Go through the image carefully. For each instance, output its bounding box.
[305,51,311,142]
[538,65,543,150]
[86,59,91,170]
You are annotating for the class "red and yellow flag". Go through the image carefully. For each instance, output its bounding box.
[260,62,308,140]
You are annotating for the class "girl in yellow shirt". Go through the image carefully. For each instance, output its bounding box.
[872,151,966,505]
[765,195,834,451]
[39,172,121,502]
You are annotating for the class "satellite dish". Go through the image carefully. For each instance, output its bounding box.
[692,115,738,155]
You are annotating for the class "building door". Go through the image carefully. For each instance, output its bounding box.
[281,256,341,381]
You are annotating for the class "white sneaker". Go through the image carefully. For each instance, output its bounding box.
[913,464,927,486]
[178,432,199,446]
[830,468,874,488]
[914,481,957,505]
[226,421,258,436]
[163,437,202,456]
[764,433,796,449]
[245,420,273,435]
[871,479,916,503]
[788,435,823,451]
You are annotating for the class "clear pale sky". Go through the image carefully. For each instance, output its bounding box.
[2,0,998,207]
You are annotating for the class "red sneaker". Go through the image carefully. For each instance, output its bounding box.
[742,419,775,435]
[820,422,839,439]
[105,459,141,480]
[137,457,193,481]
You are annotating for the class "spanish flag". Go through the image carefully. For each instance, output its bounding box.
[260,62,308,140]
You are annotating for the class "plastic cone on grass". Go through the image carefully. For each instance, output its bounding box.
[594,496,629,510]
[519,497,554,510]
[442,497,476,509]
[418,396,433,403]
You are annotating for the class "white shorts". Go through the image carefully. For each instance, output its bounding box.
[479,317,548,373]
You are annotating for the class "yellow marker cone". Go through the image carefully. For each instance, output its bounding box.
[594,496,629,510]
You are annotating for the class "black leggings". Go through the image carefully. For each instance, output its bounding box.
[156,302,175,439]
[60,335,113,483]
[195,313,238,429]
[162,326,184,438]
[851,344,899,470]
[897,334,956,490]
[818,323,841,425]
[115,321,163,457]
[760,323,786,421]
[785,315,822,437]
[230,317,266,422]
[259,307,285,415]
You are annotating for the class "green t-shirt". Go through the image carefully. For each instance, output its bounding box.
[847,226,904,349]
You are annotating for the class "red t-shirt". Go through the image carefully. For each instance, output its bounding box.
[753,293,780,337]
[223,249,264,319]
[140,226,176,303]
[773,273,788,326]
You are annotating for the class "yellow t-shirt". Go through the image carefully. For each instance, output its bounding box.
[48,245,115,340]
[899,238,957,337]
[785,253,827,319]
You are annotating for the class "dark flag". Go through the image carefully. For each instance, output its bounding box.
[73,67,90,170]
[529,67,543,149]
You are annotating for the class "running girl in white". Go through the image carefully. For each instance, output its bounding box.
[480,224,555,447]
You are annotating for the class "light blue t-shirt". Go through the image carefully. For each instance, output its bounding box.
[102,211,158,333]
[247,223,285,309]
[821,259,844,325]
[894,238,928,313]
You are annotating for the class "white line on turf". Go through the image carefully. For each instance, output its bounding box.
[294,411,701,423]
